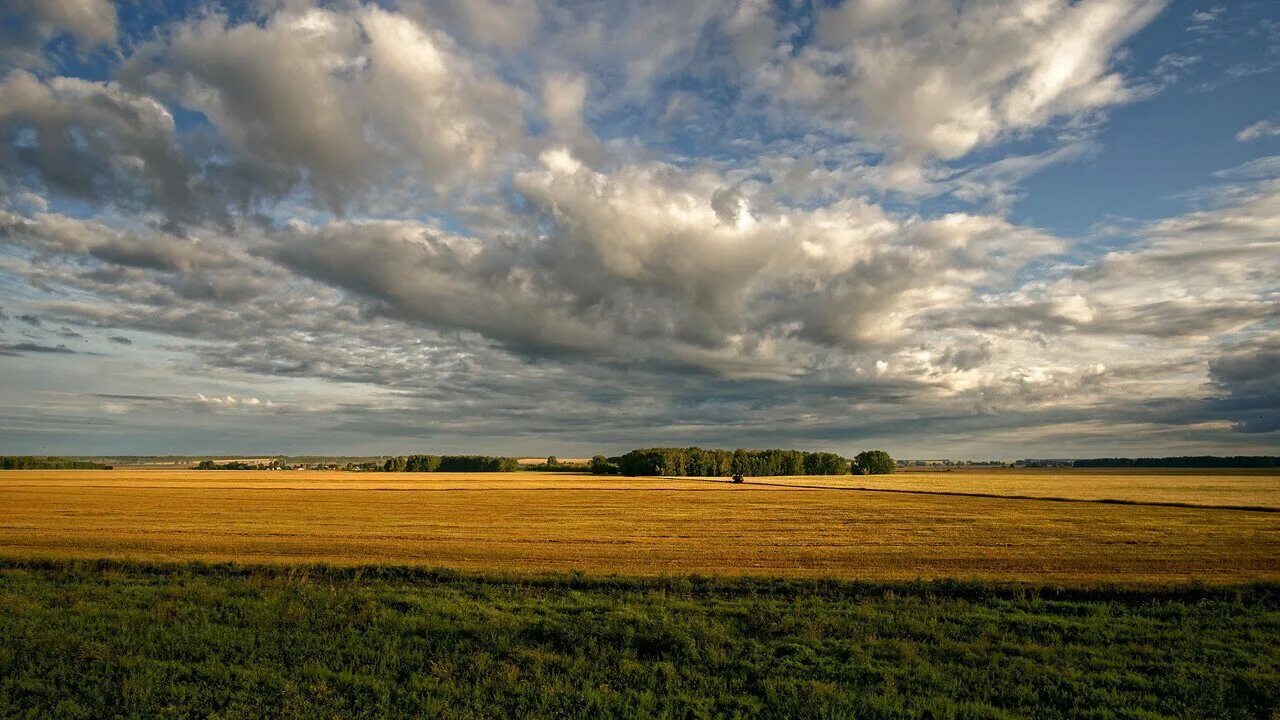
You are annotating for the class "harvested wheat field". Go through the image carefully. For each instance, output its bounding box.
[752,467,1280,509]
[1,468,1277,583]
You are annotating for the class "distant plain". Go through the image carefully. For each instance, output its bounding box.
[2,468,1276,583]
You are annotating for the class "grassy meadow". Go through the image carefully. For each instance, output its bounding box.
[1,559,1278,719]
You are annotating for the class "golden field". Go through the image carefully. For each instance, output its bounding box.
[1,468,1277,583]
[748,467,1280,508]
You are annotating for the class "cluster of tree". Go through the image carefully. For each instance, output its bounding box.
[524,456,592,472]
[590,455,622,475]
[0,456,111,470]
[194,460,263,470]
[851,450,896,475]
[1017,459,1076,468]
[904,459,1008,467]
[277,456,387,467]
[612,448,860,477]
[381,455,520,472]
[1073,456,1279,468]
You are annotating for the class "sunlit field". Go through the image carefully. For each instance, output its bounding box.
[2,468,1276,583]
[758,467,1280,509]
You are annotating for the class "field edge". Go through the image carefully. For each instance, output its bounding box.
[5,556,1279,604]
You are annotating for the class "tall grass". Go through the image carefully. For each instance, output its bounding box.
[2,559,1277,719]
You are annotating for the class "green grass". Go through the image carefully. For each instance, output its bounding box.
[1,560,1278,719]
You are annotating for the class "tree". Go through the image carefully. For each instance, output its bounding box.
[589,455,619,475]
[546,455,558,466]
[804,452,849,475]
[853,450,895,475]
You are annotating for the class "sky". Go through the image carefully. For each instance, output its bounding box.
[0,0,1277,459]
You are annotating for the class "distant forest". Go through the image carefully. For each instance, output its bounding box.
[1073,456,1279,468]
[189,456,523,472]
[604,448,881,477]
[380,455,520,472]
[0,457,111,470]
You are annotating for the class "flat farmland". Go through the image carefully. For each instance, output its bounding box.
[1,469,1277,583]
[754,467,1280,508]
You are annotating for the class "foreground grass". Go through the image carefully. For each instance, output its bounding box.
[1,560,1277,719]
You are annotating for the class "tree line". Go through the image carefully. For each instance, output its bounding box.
[524,456,592,472]
[0,456,111,470]
[381,455,520,472]
[592,448,894,477]
[193,460,263,470]
[1073,456,1279,468]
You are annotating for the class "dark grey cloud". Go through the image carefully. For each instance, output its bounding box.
[1208,341,1280,433]
[0,71,205,226]
[2,341,74,353]
[938,342,994,372]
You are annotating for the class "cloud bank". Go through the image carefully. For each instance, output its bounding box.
[0,0,1276,456]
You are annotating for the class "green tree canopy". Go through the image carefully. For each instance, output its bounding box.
[853,450,895,475]
[589,455,619,475]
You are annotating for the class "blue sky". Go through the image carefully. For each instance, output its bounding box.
[0,0,1277,458]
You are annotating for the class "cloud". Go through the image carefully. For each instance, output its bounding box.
[753,0,1165,175]
[933,177,1280,342]
[127,4,525,211]
[938,342,995,372]
[947,141,1097,210]
[538,0,729,101]
[1211,156,1280,180]
[404,0,542,49]
[1,0,1277,455]
[1188,6,1224,33]
[541,73,603,163]
[2,341,75,354]
[0,71,199,223]
[1208,340,1280,433]
[1151,53,1200,86]
[2,0,117,52]
[1237,119,1280,142]
[194,393,276,410]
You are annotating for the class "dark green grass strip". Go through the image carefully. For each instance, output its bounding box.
[1,558,1277,719]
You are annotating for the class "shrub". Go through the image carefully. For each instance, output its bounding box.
[589,455,620,475]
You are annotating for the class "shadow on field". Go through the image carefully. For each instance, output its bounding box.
[679,476,1280,513]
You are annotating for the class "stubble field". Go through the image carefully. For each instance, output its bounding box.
[2,468,1276,583]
